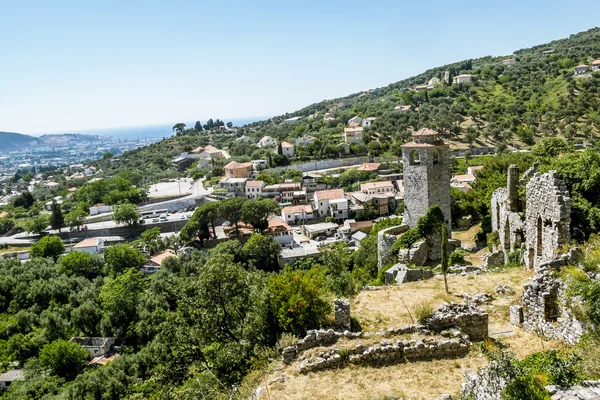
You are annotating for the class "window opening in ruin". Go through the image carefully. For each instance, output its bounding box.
[432,150,440,164]
[409,150,420,165]
[496,203,500,229]
[544,292,559,322]
[537,217,543,256]
[515,229,524,247]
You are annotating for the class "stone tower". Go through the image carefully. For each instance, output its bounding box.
[402,128,451,231]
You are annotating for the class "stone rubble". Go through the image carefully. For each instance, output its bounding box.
[494,283,515,295]
[462,292,493,306]
[546,381,600,399]
[334,299,351,331]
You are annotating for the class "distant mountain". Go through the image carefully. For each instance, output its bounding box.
[0,131,110,153]
[0,131,39,151]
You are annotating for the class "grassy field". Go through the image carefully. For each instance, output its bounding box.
[255,265,563,400]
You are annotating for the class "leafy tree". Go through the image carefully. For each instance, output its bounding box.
[243,234,280,272]
[104,244,145,277]
[180,202,220,242]
[39,339,90,380]
[172,123,186,136]
[12,192,34,209]
[268,267,330,336]
[65,208,88,230]
[71,301,103,337]
[112,203,140,226]
[319,242,357,296]
[441,223,449,294]
[532,137,572,158]
[58,251,103,278]
[24,214,50,235]
[241,198,279,232]
[99,268,147,339]
[219,197,246,235]
[49,201,64,232]
[226,121,233,128]
[30,236,65,261]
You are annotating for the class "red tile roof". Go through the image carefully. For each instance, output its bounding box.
[281,141,294,148]
[315,189,345,200]
[225,161,253,169]
[149,250,176,266]
[74,238,101,248]
[282,204,313,214]
[245,180,264,188]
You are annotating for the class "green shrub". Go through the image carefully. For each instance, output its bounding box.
[391,228,421,252]
[449,249,469,265]
[507,249,524,267]
[412,302,434,323]
[487,231,499,252]
[502,375,550,400]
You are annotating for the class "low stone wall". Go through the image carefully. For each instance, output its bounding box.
[520,271,586,344]
[461,360,511,400]
[298,336,469,373]
[384,263,433,284]
[425,303,489,341]
[334,299,351,330]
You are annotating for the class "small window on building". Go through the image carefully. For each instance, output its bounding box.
[432,150,440,164]
[409,150,420,165]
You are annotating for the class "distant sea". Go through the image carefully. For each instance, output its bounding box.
[42,117,269,142]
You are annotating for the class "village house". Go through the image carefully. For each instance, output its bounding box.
[84,166,97,176]
[245,180,265,199]
[41,181,59,189]
[172,154,194,171]
[282,204,315,224]
[427,77,440,88]
[224,161,253,178]
[0,369,24,390]
[451,173,476,185]
[73,238,105,254]
[467,165,484,175]
[414,84,428,91]
[593,60,600,71]
[258,135,277,148]
[70,337,115,357]
[264,216,294,245]
[141,250,177,274]
[360,181,395,195]
[394,105,413,111]
[262,182,306,204]
[251,159,268,171]
[192,145,223,159]
[236,135,254,143]
[219,177,248,196]
[348,116,363,127]
[280,141,295,157]
[502,58,517,67]
[302,222,339,239]
[343,127,364,144]
[574,64,590,75]
[45,196,63,211]
[295,135,317,146]
[323,113,336,121]
[314,189,348,220]
[278,246,321,268]
[362,117,376,127]
[453,74,473,84]
[307,113,319,119]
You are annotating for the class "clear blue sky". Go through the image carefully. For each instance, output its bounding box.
[1,1,598,135]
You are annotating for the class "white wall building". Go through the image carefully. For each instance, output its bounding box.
[280,141,295,157]
[258,136,277,148]
[314,189,348,220]
[73,238,105,254]
[245,180,265,199]
[282,204,315,224]
[361,117,376,127]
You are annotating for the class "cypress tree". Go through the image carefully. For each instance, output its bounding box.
[50,200,65,233]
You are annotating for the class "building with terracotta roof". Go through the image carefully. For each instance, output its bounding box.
[592,60,600,72]
[142,250,177,274]
[264,216,293,245]
[280,141,295,157]
[356,162,381,172]
[394,105,413,111]
[343,127,363,144]
[467,165,484,175]
[502,58,517,67]
[360,181,395,195]
[245,180,265,199]
[323,113,335,121]
[73,238,105,254]
[220,177,248,196]
[574,64,590,75]
[282,204,315,224]
[348,116,363,127]
[224,161,253,178]
[314,189,348,220]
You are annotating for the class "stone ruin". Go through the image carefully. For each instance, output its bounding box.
[333,299,351,331]
[490,164,571,270]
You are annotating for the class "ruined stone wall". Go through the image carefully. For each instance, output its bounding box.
[377,224,408,269]
[461,360,511,400]
[333,299,351,330]
[425,302,489,341]
[491,184,524,263]
[524,171,571,270]
[520,271,586,344]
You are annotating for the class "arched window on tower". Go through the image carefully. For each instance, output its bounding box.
[432,150,440,164]
[409,150,420,165]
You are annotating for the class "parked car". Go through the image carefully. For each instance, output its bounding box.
[315,236,327,242]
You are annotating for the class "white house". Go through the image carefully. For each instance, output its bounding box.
[574,64,591,75]
[502,58,517,67]
[73,238,105,254]
[89,204,112,215]
[264,216,294,245]
[592,60,600,72]
[348,116,363,127]
[343,127,363,144]
[295,135,317,146]
[314,189,348,220]
[361,117,376,127]
[219,177,248,196]
[302,222,340,239]
[280,141,295,157]
[282,204,315,224]
[236,135,254,143]
[258,136,277,148]
[245,180,265,199]
[251,159,268,171]
[453,74,473,84]
[41,181,59,189]
[70,337,115,357]
[84,166,97,176]
[427,77,440,88]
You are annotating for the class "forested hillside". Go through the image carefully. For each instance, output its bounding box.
[0,132,37,151]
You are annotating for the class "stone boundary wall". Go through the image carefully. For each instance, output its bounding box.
[425,303,489,341]
[298,336,469,373]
